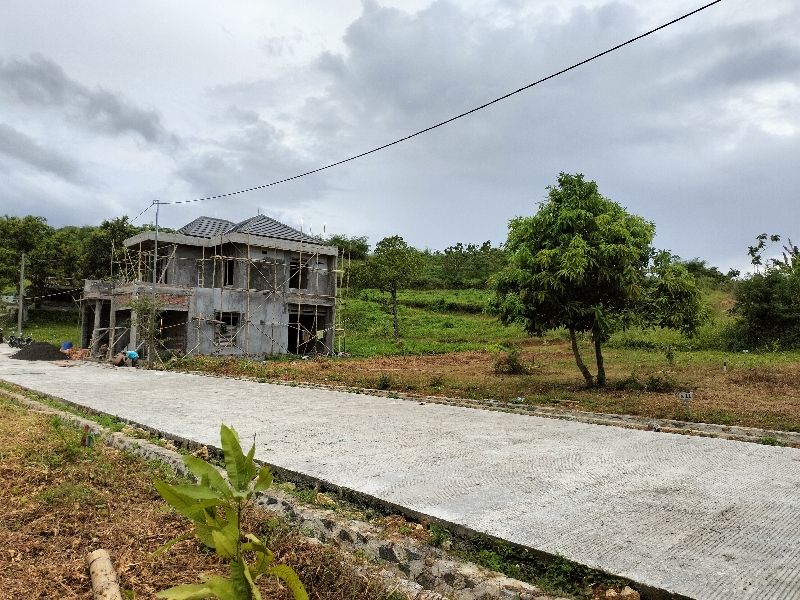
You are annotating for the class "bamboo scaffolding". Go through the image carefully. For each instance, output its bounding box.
[114,228,341,358]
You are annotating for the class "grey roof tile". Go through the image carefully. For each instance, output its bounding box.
[177,216,236,238]
[227,215,321,244]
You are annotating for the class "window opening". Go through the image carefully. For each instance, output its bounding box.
[215,311,240,346]
[223,259,235,287]
[289,258,307,289]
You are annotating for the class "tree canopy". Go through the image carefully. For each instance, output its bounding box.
[353,235,424,339]
[489,173,702,386]
[731,234,800,349]
[0,214,147,303]
[324,234,370,261]
[439,241,507,288]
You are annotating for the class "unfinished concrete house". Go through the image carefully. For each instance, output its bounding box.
[81,215,338,359]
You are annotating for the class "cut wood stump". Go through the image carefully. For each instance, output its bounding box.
[86,549,123,600]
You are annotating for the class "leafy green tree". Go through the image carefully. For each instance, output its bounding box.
[324,234,370,261]
[440,243,471,287]
[356,236,424,339]
[731,234,800,349]
[681,258,731,285]
[0,215,51,290]
[0,216,52,322]
[489,173,702,387]
[440,241,507,288]
[26,225,96,304]
[80,216,143,280]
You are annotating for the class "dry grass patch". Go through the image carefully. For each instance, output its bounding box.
[0,397,412,599]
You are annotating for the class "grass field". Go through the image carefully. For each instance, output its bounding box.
[2,308,81,346]
[175,342,800,432]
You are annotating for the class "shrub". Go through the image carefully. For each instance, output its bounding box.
[493,347,529,375]
[612,374,645,391]
[664,344,675,365]
[613,372,677,392]
[729,242,800,350]
[376,373,392,390]
[644,373,678,392]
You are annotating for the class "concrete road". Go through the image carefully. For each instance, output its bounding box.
[1,348,799,600]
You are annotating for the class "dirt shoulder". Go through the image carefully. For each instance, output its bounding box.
[0,395,414,600]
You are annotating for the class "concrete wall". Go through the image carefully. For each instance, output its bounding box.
[101,237,338,357]
[189,287,291,356]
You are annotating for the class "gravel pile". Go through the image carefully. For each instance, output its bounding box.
[10,342,67,361]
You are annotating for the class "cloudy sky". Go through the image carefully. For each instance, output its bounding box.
[0,0,798,271]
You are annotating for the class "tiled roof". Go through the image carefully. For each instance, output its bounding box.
[177,216,236,238]
[227,215,321,244]
[177,215,324,244]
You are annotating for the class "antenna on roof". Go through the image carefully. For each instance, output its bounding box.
[300,218,304,233]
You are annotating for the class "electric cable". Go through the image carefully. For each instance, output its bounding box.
[147,0,722,209]
[130,200,155,224]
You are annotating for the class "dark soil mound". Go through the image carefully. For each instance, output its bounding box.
[11,342,66,361]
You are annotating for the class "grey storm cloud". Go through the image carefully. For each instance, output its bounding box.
[0,0,797,272]
[231,0,798,264]
[177,115,330,208]
[0,123,82,182]
[0,54,177,146]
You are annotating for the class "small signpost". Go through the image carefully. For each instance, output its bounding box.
[678,390,693,408]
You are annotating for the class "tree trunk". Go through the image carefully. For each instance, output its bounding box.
[391,287,399,340]
[569,327,594,387]
[594,333,606,387]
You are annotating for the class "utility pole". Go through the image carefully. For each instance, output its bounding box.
[17,252,26,336]
[148,200,161,367]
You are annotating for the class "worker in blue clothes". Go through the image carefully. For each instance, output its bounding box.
[124,350,139,367]
[112,350,140,367]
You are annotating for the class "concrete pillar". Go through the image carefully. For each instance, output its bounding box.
[91,300,102,355]
[129,309,139,353]
[107,296,117,358]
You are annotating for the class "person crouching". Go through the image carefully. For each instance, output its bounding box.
[111,350,139,367]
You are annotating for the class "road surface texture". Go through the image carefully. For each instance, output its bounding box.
[1,348,799,599]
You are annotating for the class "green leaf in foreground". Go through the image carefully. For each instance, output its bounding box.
[268,564,309,600]
[155,583,213,600]
[154,423,307,600]
[220,424,249,491]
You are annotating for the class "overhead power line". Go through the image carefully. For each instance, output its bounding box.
[146,0,723,211]
[130,201,155,224]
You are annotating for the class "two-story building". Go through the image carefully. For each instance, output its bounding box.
[80,215,338,359]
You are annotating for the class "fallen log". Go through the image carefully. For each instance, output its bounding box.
[86,549,123,600]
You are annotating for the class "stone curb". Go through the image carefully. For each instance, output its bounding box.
[1,387,567,600]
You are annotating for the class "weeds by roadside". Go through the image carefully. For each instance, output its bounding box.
[0,395,420,600]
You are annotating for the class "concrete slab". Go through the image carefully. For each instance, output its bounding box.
[1,348,799,599]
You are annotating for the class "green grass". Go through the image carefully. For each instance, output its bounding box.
[3,309,81,346]
[427,524,629,598]
[346,285,745,358]
[395,288,489,313]
[338,293,528,357]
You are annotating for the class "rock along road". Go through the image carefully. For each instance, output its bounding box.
[1,349,799,600]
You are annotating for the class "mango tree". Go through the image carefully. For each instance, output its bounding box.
[489,172,702,387]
